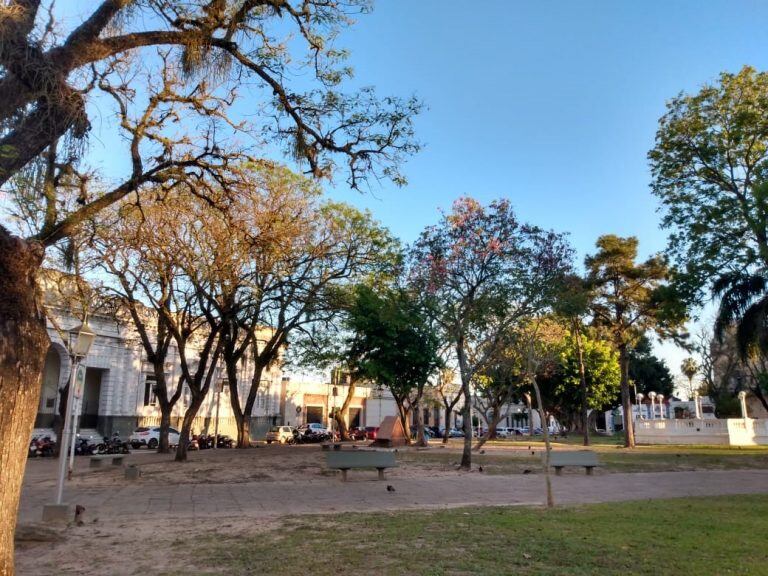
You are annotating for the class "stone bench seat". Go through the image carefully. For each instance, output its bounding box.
[324,450,397,481]
[545,450,600,476]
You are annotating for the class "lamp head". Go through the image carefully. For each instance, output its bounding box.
[69,322,96,358]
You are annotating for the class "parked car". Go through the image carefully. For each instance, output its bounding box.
[428,426,444,438]
[349,427,367,441]
[130,426,180,449]
[297,423,328,435]
[495,427,511,438]
[448,428,465,438]
[266,425,296,444]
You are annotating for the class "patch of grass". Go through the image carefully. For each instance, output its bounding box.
[398,443,768,475]
[183,495,768,575]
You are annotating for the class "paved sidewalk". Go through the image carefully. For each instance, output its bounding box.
[19,469,768,524]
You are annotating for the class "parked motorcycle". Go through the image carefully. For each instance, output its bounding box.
[28,436,56,458]
[216,435,234,449]
[97,432,130,454]
[74,436,97,456]
[196,433,214,449]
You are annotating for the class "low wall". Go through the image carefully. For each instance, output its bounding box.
[635,418,768,446]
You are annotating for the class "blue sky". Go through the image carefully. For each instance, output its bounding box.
[328,1,768,253]
[84,1,768,385]
[320,0,768,384]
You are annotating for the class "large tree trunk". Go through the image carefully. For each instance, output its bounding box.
[474,409,503,451]
[234,359,265,449]
[154,363,175,453]
[175,393,205,462]
[0,233,49,576]
[393,398,412,446]
[442,405,452,444]
[414,389,428,447]
[225,359,250,449]
[619,344,635,448]
[456,342,472,470]
[158,404,172,453]
[334,376,356,441]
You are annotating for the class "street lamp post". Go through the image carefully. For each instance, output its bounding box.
[44,321,96,521]
[636,393,644,420]
[648,391,657,420]
[213,377,223,450]
[657,394,665,419]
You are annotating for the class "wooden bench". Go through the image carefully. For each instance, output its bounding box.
[90,454,125,468]
[324,450,397,481]
[545,451,599,476]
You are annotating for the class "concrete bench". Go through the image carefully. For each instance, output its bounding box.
[545,451,599,476]
[325,450,397,481]
[90,454,125,468]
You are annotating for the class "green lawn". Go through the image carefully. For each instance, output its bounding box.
[180,495,768,575]
[395,441,768,475]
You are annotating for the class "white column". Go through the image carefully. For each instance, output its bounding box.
[658,394,665,419]
[738,391,748,419]
[693,391,701,419]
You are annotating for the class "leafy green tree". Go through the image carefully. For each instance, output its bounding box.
[536,334,620,433]
[411,198,573,469]
[650,66,768,305]
[586,235,685,448]
[346,285,443,446]
[553,274,594,445]
[649,66,768,383]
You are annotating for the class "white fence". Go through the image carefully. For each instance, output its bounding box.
[635,418,768,446]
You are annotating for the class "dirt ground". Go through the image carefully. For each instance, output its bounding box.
[15,440,768,575]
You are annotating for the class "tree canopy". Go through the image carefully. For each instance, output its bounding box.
[650,66,768,304]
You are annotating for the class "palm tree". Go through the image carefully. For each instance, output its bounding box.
[712,272,768,359]
[712,271,768,413]
[680,357,699,395]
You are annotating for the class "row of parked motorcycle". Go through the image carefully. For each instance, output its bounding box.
[28,432,131,458]
[286,429,335,444]
[188,433,234,450]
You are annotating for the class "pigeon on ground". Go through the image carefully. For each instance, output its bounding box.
[74,505,85,526]
[480,450,485,455]
[478,465,484,473]
[386,485,396,492]
[523,469,532,475]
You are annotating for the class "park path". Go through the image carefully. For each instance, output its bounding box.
[18,468,768,524]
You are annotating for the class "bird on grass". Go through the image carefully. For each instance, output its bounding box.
[386,485,396,492]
